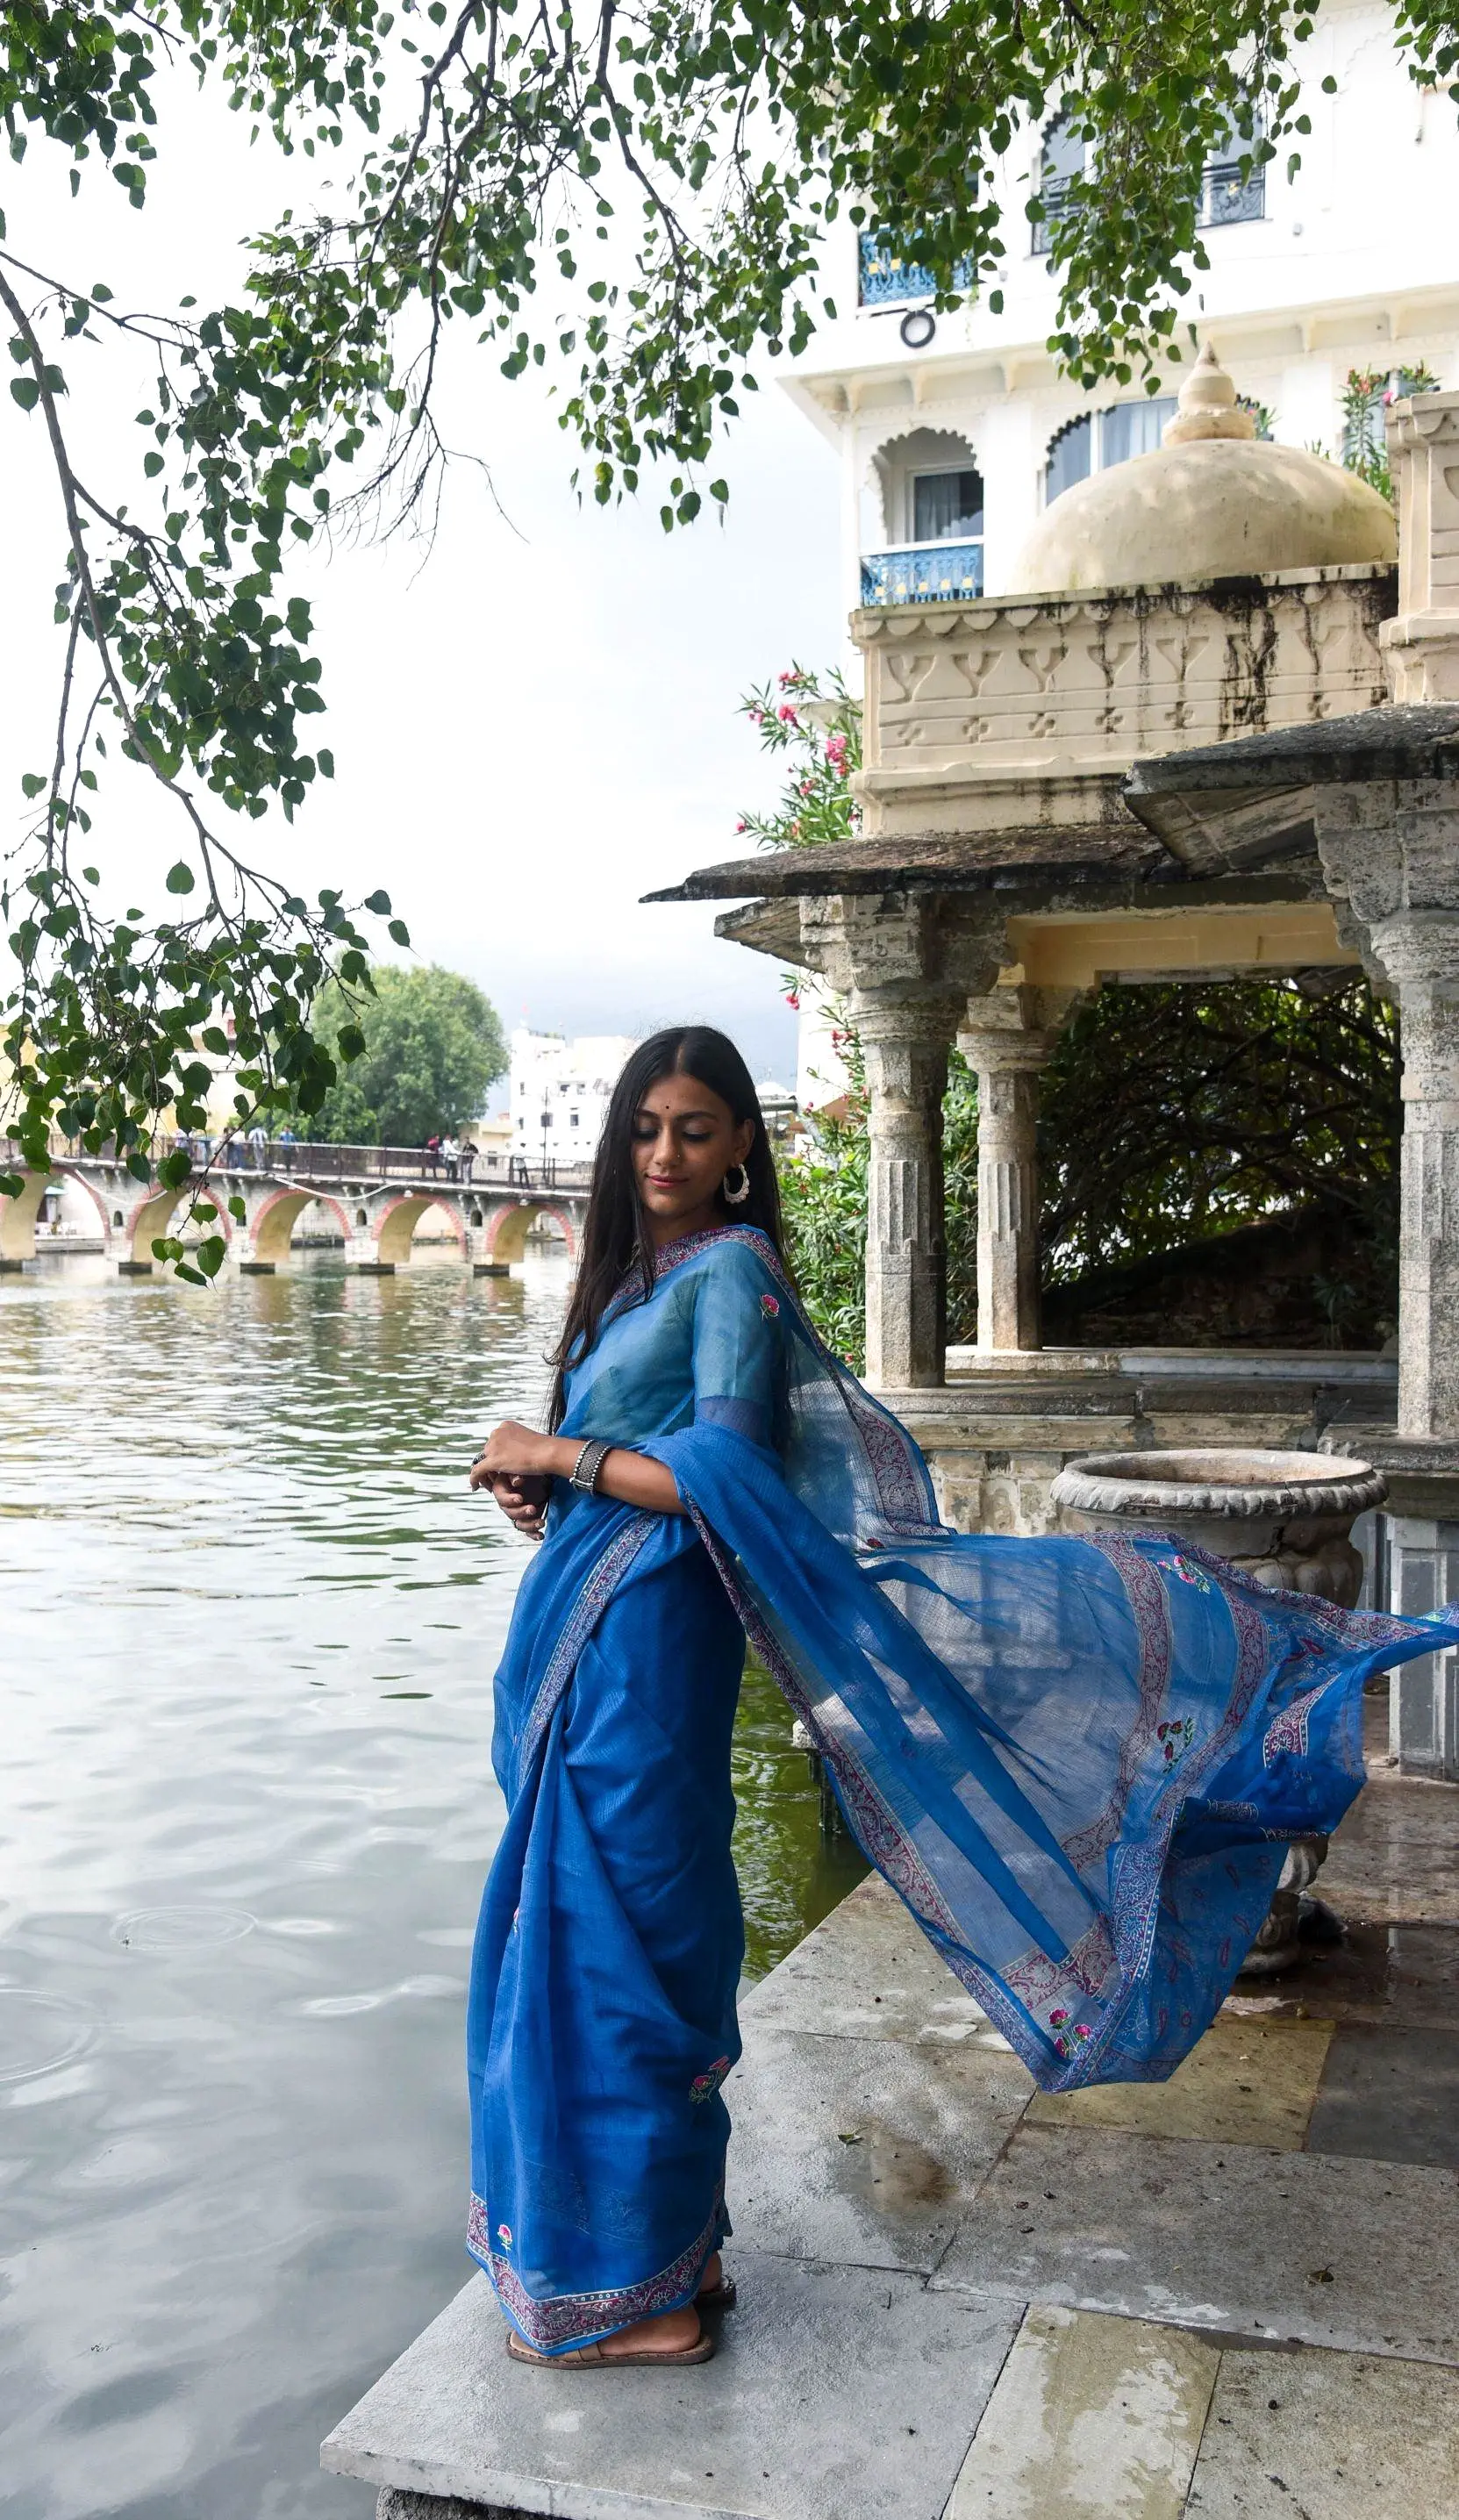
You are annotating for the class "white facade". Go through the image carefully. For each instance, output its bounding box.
[779,0,1459,616]
[510,1029,639,1168]
[778,0,1459,1109]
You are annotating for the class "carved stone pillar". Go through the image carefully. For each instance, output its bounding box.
[957,988,1080,1353]
[856,1002,958,1388]
[1314,791,1459,1442]
[800,891,1005,1392]
[1381,390,1459,704]
[1371,910,1459,1441]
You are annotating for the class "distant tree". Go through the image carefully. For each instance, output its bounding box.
[307,965,506,1147]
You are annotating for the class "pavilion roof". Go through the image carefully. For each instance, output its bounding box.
[643,817,1170,906]
[1124,702,1459,870]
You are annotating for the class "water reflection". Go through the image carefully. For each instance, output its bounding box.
[0,1253,862,2519]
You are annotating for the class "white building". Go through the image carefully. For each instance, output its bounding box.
[510,1030,640,1170]
[781,0,1459,613]
[777,0,1459,1103]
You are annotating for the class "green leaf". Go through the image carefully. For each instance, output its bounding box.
[10,378,39,412]
[387,919,411,947]
[363,890,392,915]
[165,862,196,895]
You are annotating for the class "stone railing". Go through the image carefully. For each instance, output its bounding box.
[860,540,985,606]
[856,235,973,306]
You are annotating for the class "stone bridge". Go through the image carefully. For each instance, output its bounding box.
[0,1142,590,1275]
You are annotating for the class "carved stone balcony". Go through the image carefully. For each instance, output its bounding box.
[854,562,1396,837]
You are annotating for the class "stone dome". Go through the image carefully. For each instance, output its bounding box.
[1006,342,1397,597]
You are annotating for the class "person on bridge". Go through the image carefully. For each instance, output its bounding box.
[441,1135,461,1182]
[247,1122,268,1167]
[459,1138,478,1185]
[467,1025,1459,2371]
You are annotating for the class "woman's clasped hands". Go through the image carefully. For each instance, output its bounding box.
[470,1420,555,1540]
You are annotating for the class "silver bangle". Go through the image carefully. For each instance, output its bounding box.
[569,1438,611,1494]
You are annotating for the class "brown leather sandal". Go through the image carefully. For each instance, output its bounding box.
[506,2325,714,2369]
[696,2271,736,2309]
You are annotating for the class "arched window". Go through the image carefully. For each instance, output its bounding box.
[1045,415,1092,503]
[1043,397,1178,505]
[1201,102,1266,228]
[1031,109,1085,255]
[862,427,985,603]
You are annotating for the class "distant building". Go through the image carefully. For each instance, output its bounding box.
[510,1030,640,1170]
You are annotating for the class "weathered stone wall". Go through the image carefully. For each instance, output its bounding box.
[855,564,1397,839]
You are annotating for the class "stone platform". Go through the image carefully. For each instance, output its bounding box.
[323,1730,1459,2520]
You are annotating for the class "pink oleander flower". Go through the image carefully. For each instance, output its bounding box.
[734,819,747,833]
[798,778,815,797]
[785,991,800,1010]
[777,704,798,725]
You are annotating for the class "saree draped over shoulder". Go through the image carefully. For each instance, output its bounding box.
[468,1224,1459,2353]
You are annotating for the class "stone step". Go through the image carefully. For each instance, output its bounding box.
[323,1857,1459,2520]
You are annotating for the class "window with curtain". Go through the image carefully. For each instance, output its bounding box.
[1031,109,1085,255]
[911,468,985,543]
[1201,104,1266,226]
[1044,416,1092,504]
[1099,398,1176,467]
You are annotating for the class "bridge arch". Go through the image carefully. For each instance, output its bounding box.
[374,1192,468,1267]
[49,1163,113,1249]
[486,1199,579,1264]
[0,1171,50,1263]
[249,1188,350,1265]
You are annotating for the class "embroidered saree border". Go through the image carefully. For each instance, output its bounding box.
[468,2190,724,2352]
[511,1510,658,1791]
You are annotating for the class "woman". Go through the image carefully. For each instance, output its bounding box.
[468,1025,1456,2370]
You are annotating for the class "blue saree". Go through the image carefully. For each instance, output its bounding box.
[468,1222,1459,2353]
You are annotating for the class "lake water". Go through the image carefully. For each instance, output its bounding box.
[0,1253,863,2519]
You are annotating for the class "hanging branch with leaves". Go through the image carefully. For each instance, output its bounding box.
[4,0,1455,1247]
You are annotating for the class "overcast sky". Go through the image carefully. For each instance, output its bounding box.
[1,69,848,1091]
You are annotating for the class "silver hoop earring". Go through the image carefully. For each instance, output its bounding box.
[723,1162,751,1206]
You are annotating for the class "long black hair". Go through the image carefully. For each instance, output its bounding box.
[547,1025,787,1428]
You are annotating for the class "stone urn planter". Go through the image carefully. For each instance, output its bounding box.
[1049,1449,1388,1972]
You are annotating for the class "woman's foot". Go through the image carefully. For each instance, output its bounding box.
[598,2302,703,2360]
[696,2250,735,2308]
[594,2252,728,2359]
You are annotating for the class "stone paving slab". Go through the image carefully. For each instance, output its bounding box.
[946,2303,1219,2519]
[1186,2344,1459,2518]
[932,2123,1459,2362]
[1222,1921,1459,2030]
[740,1875,995,2049]
[1305,2023,1459,2170]
[322,2255,1024,2520]
[726,2022,1032,2273]
[1318,1768,1459,1925]
[1027,2018,1333,2152]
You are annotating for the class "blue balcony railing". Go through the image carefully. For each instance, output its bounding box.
[858,234,974,308]
[860,541,984,606]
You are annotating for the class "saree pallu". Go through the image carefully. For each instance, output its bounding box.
[468,1223,1459,2353]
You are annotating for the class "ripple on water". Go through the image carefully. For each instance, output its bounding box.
[111,1908,259,1952]
[0,1987,97,2083]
